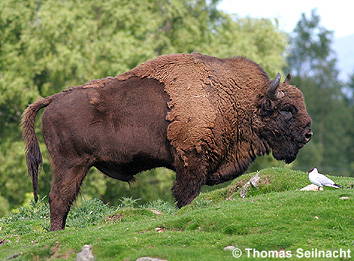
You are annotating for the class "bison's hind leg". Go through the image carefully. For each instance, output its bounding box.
[49,164,89,231]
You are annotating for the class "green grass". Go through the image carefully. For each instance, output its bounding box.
[0,168,353,260]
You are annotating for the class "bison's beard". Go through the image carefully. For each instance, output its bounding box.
[271,140,302,164]
[261,128,307,164]
[272,150,297,164]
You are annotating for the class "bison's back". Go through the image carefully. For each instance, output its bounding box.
[42,77,174,176]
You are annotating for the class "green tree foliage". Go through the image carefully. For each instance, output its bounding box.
[0,0,287,214]
[286,10,354,176]
[343,71,354,171]
[345,70,354,105]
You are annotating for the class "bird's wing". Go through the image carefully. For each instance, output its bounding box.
[316,173,335,185]
[309,174,322,186]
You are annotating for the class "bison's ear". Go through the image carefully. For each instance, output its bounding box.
[267,73,281,99]
[285,73,291,83]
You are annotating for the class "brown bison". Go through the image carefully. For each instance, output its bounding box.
[22,53,312,231]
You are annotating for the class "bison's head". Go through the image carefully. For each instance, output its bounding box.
[258,73,312,163]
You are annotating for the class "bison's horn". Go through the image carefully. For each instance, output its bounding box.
[267,73,281,99]
[285,73,291,83]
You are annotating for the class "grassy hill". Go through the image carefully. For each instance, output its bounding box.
[0,168,353,260]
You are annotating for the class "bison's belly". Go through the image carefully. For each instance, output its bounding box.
[94,153,173,181]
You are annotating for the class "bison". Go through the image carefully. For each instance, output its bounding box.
[22,53,312,231]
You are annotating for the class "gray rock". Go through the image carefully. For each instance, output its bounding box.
[250,173,261,187]
[76,245,95,261]
[240,173,260,198]
[136,257,167,261]
[340,196,349,200]
[223,246,237,251]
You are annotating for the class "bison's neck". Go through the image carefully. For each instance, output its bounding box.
[206,125,270,185]
[209,58,271,172]
[208,62,271,181]
[214,118,270,178]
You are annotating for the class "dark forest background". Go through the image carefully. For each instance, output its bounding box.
[1,0,354,216]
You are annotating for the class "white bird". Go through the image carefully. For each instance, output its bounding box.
[76,245,95,261]
[308,168,341,190]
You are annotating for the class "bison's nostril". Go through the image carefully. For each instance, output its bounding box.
[305,131,313,142]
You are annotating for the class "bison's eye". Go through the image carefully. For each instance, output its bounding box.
[280,105,297,120]
[280,110,292,120]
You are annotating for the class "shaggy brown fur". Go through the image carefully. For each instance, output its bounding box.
[22,53,312,230]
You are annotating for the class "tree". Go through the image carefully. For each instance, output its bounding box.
[0,0,287,213]
[344,70,354,105]
[286,10,353,176]
[343,70,354,172]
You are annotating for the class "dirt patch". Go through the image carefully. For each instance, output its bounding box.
[149,209,163,215]
[226,174,272,199]
[6,253,22,260]
[226,180,247,200]
[105,213,124,222]
[50,242,61,257]
[155,227,166,233]
[48,242,75,260]
[0,239,9,245]
[259,175,271,186]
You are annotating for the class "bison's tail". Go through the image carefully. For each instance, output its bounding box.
[21,97,52,202]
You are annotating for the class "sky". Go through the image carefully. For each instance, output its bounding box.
[218,0,354,38]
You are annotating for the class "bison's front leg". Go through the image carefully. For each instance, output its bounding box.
[206,160,242,186]
[172,162,207,208]
[206,171,237,185]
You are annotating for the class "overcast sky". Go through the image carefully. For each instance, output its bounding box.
[218,0,354,38]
